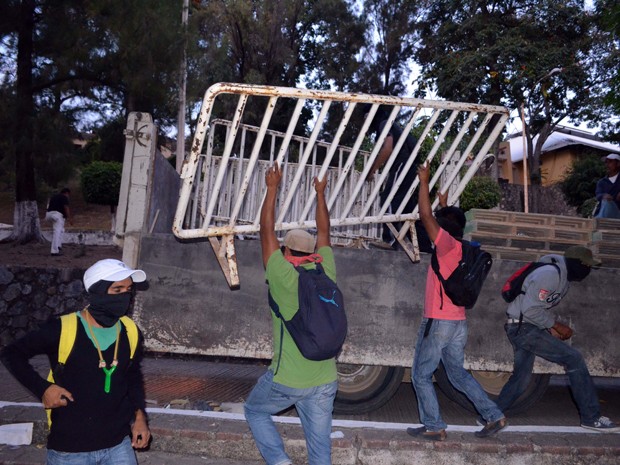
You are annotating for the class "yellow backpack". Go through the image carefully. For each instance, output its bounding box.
[46,312,138,426]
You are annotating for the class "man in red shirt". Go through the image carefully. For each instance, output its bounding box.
[407,163,507,441]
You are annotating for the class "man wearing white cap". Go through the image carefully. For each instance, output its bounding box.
[245,163,338,465]
[0,259,151,464]
[594,153,620,219]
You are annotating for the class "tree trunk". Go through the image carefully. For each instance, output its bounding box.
[12,201,44,244]
[11,0,41,244]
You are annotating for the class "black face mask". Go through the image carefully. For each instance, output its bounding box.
[87,280,133,327]
[565,258,592,282]
[88,293,132,327]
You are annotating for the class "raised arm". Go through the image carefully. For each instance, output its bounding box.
[417,163,440,242]
[314,175,330,249]
[260,163,282,268]
[366,135,393,181]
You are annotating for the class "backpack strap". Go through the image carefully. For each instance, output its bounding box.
[268,290,285,376]
[47,313,78,384]
[267,263,322,375]
[46,313,138,427]
[120,316,139,360]
[46,312,78,427]
[430,251,446,309]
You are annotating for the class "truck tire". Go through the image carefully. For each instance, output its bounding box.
[334,364,405,414]
[434,363,550,415]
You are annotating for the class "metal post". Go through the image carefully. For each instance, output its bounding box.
[520,103,529,213]
[176,0,189,174]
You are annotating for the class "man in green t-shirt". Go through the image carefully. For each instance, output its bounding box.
[244,162,338,465]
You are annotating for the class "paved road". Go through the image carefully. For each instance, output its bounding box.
[2,355,619,429]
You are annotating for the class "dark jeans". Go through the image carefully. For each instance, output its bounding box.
[496,323,600,423]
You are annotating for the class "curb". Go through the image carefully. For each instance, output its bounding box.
[1,404,619,465]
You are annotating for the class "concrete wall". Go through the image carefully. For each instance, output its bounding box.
[133,233,620,377]
[2,235,617,379]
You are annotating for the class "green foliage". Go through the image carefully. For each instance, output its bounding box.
[578,197,598,218]
[80,161,122,206]
[459,177,501,212]
[413,1,601,187]
[559,155,606,208]
[354,0,419,95]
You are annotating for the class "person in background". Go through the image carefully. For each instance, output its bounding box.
[408,162,507,441]
[46,187,73,256]
[495,246,619,432]
[0,259,151,464]
[363,105,431,251]
[594,153,620,219]
[244,162,338,465]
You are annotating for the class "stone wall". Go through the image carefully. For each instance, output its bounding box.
[0,266,88,347]
[499,183,578,216]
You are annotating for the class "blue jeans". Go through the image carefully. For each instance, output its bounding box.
[244,370,337,465]
[47,436,136,465]
[496,322,600,423]
[412,318,504,431]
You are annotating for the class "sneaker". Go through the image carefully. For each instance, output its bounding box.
[406,426,447,442]
[475,417,508,438]
[581,416,620,432]
[475,415,485,427]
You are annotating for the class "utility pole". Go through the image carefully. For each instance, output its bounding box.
[176,0,189,174]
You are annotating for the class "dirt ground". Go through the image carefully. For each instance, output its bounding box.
[0,240,122,269]
[0,186,122,269]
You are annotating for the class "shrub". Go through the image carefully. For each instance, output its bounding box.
[80,161,122,206]
[459,176,501,212]
[578,197,598,218]
[559,155,606,209]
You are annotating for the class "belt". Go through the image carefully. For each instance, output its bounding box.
[506,318,521,324]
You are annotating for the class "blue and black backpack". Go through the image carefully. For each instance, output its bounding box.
[269,263,347,363]
[431,240,493,310]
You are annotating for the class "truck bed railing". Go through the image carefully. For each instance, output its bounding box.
[173,83,509,286]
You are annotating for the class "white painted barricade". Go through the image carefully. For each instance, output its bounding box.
[173,83,509,286]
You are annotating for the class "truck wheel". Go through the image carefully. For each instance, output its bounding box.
[334,364,405,414]
[434,363,550,415]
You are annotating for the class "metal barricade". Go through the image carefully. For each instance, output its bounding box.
[173,83,509,287]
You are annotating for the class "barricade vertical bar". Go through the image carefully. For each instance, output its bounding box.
[300,101,357,222]
[336,104,379,218]
[378,108,439,217]
[252,98,306,228]
[395,109,459,216]
[354,106,403,220]
[229,96,278,226]
[277,101,332,225]
[201,94,249,229]
[450,113,509,201]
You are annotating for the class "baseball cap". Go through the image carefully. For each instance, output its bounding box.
[283,229,316,254]
[564,246,602,267]
[83,259,147,292]
[605,153,620,161]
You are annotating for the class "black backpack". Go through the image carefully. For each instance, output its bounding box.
[269,263,347,363]
[431,240,493,309]
[501,260,560,303]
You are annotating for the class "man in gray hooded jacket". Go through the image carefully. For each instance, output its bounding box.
[495,246,619,432]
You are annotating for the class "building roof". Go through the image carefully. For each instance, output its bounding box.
[507,130,620,163]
